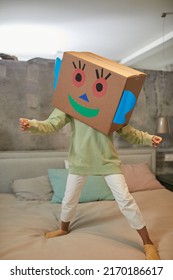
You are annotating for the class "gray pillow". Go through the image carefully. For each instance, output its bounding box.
[11,175,52,201]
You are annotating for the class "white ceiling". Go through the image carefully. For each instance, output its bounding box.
[0,0,173,71]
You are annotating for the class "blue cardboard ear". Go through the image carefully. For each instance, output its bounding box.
[113,90,136,125]
[53,57,62,90]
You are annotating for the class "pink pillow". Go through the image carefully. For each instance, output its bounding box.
[122,163,164,192]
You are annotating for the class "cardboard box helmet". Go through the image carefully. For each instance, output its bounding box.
[53,51,146,135]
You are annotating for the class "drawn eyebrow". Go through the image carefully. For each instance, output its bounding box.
[101,68,103,78]
[105,72,111,80]
[73,62,77,69]
[95,69,99,79]
[82,64,86,70]
[72,61,86,70]
[95,68,111,80]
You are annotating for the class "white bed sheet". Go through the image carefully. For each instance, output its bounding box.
[0,188,173,260]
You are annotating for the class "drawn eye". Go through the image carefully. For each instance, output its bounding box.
[73,69,85,87]
[92,78,107,97]
[72,61,86,87]
[92,69,111,97]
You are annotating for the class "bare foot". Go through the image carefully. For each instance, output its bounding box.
[45,229,68,238]
[144,244,161,260]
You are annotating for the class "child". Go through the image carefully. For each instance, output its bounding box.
[20,108,162,260]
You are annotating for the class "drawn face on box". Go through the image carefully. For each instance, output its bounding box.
[53,53,137,131]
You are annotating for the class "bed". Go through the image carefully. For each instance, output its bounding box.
[0,148,173,260]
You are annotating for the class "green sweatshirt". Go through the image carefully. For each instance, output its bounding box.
[28,108,154,175]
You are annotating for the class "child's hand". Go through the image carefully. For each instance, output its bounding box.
[152,136,163,148]
[19,118,30,131]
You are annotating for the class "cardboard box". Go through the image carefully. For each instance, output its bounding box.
[53,51,146,135]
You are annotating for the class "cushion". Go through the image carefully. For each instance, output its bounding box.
[49,164,164,203]
[11,163,163,202]
[11,175,53,201]
[48,169,114,203]
[122,163,164,192]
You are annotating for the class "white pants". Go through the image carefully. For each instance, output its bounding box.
[61,174,145,230]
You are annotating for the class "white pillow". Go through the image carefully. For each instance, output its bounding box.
[64,159,69,169]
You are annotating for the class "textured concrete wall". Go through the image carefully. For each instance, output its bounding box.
[0,59,173,151]
[115,69,173,148]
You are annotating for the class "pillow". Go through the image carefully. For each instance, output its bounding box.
[11,175,53,201]
[49,164,164,203]
[64,159,69,169]
[48,169,114,203]
[122,163,164,192]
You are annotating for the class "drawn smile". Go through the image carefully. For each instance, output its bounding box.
[68,95,99,118]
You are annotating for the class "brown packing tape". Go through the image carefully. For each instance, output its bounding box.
[68,51,146,77]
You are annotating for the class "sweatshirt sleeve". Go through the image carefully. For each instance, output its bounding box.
[27,109,70,134]
[116,124,154,146]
